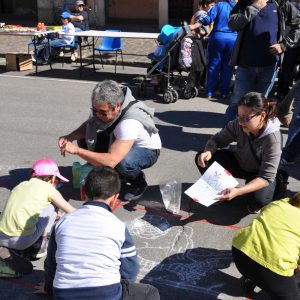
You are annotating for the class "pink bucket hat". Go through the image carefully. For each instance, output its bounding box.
[32,158,69,182]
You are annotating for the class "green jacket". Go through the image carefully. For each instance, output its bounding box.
[228,0,300,66]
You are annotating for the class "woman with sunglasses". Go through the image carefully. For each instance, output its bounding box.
[195,92,281,213]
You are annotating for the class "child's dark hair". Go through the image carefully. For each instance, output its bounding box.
[200,0,215,6]
[84,166,121,200]
[238,92,277,122]
[289,192,300,207]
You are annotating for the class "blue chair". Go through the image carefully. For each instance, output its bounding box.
[95,29,124,73]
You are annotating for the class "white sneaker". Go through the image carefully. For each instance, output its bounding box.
[70,52,76,62]
[31,53,36,62]
[58,50,64,57]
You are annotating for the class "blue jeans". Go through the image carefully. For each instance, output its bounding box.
[224,63,278,125]
[115,147,159,183]
[36,38,67,61]
[206,36,236,96]
[282,82,300,161]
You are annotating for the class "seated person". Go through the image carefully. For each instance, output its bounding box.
[37,166,160,300]
[58,80,161,201]
[69,0,90,61]
[195,92,281,213]
[70,0,89,31]
[32,11,75,63]
[232,192,300,299]
[0,158,75,275]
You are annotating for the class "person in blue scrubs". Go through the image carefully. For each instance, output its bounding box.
[190,0,237,99]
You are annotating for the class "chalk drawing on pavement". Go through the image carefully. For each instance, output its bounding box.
[127,214,232,297]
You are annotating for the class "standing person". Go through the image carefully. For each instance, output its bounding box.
[36,166,160,300]
[58,80,161,201]
[195,92,281,213]
[0,158,75,263]
[232,192,300,299]
[190,0,238,99]
[224,0,300,125]
[280,80,300,164]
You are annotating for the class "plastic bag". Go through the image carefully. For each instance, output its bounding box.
[159,180,181,214]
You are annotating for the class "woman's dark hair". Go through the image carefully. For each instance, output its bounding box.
[237,92,277,122]
[289,192,300,208]
[84,166,121,200]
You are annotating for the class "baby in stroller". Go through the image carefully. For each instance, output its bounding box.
[144,24,207,103]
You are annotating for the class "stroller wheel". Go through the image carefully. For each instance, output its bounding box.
[171,90,179,102]
[191,87,198,98]
[163,91,174,104]
[183,85,193,99]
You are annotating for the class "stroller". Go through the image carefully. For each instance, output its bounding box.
[140,24,207,103]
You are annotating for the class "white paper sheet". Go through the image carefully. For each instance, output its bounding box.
[184,161,239,207]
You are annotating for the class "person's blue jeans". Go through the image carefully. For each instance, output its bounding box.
[36,38,68,61]
[115,147,159,184]
[206,35,236,97]
[282,82,300,161]
[224,63,278,125]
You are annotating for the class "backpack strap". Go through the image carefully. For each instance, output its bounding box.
[106,100,139,134]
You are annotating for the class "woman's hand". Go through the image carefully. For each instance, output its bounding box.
[215,187,240,201]
[198,151,212,168]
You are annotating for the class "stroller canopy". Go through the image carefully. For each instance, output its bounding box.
[158,24,182,45]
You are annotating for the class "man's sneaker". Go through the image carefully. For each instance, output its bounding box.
[0,247,33,275]
[30,236,48,259]
[123,177,148,201]
[58,50,64,57]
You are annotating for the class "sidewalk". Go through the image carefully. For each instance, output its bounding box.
[0,33,157,68]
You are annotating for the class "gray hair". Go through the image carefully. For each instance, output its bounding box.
[91,80,125,108]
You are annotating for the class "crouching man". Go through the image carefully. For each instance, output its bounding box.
[58,80,161,201]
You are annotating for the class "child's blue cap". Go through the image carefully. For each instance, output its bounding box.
[60,11,71,19]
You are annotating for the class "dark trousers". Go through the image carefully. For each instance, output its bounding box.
[121,280,160,300]
[195,149,276,209]
[232,247,300,300]
[277,46,300,98]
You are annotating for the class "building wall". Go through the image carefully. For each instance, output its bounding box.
[108,0,158,20]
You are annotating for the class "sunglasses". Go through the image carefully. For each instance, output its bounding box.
[237,113,259,123]
[91,106,115,117]
[78,4,84,7]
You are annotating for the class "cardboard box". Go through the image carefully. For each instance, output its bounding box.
[6,54,33,71]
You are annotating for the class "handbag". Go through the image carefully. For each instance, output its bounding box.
[247,136,289,200]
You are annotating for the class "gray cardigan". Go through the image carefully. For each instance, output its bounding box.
[206,118,282,182]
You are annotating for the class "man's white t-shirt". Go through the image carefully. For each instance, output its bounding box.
[114,119,161,149]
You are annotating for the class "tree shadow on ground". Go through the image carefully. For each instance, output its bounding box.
[0,166,80,202]
[123,183,249,227]
[155,111,224,129]
[140,247,246,300]
[155,124,211,152]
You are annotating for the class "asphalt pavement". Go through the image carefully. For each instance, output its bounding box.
[0,56,299,300]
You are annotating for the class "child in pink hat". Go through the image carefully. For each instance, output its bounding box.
[0,158,75,276]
